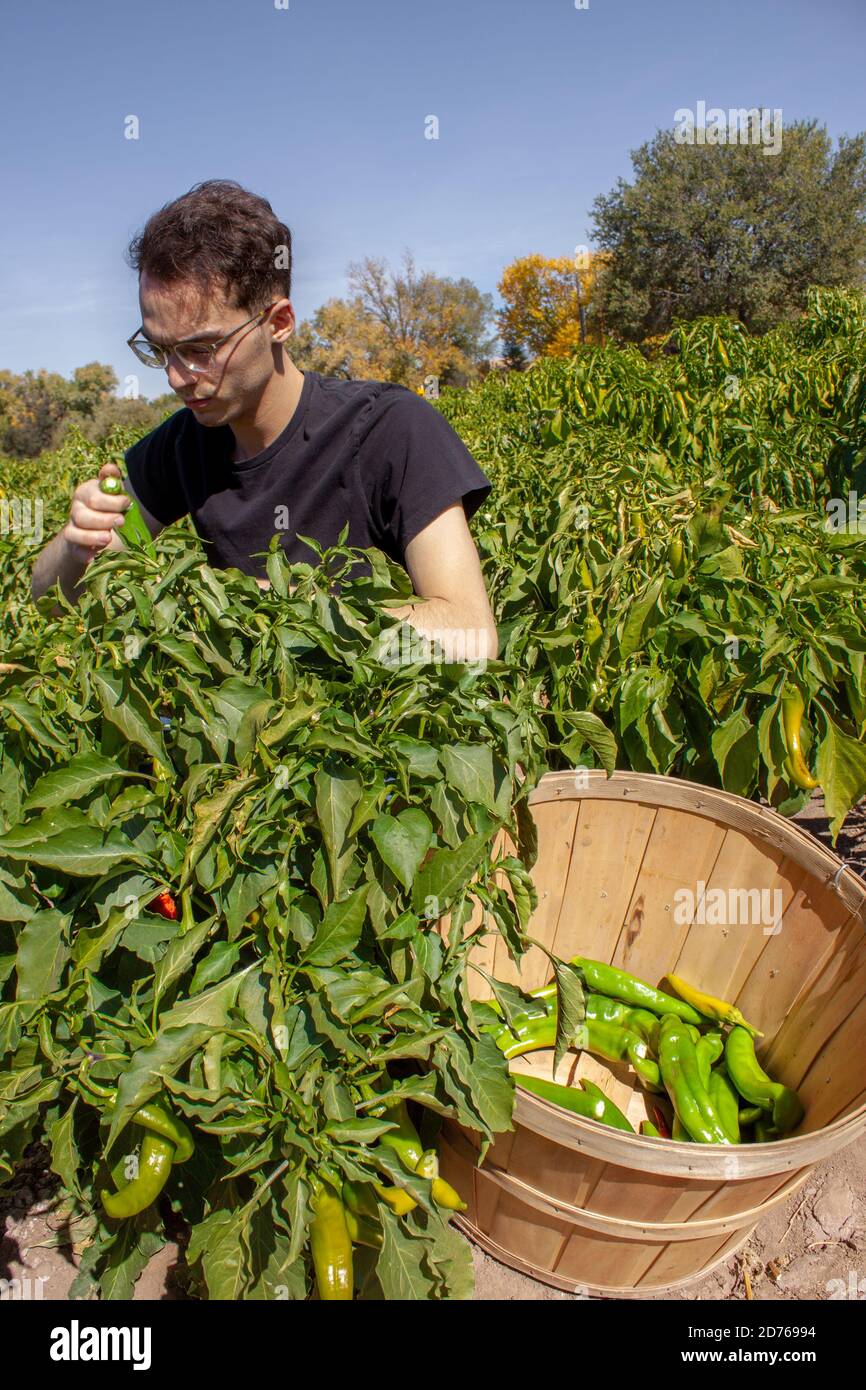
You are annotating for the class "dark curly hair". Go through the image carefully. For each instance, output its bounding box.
[126,179,293,312]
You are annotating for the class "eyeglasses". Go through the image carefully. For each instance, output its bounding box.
[127,302,279,373]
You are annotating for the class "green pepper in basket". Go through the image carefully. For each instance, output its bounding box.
[566,958,705,1026]
[695,1033,724,1091]
[514,1073,634,1132]
[708,1064,741,1144]
[487,1010,662,1092]
[658,1015,732,1144]
[724,1027,804,1134]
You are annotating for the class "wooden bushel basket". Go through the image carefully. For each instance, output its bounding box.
[436,770,866,1297]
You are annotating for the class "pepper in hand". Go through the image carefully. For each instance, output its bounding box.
[99,475,156,557]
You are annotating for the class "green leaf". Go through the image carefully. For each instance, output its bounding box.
[189,940,241,994]
[106,1024,215,1152]
[315,764,362,899]
[376,1208,438,1300]
[553,710,617,773]
[618,576,664,660]
[90,669,169,767]
[0,815,147,877]
[14,909,71,1000]
[441,745,496,811]
[370,809,433,891]
[816,714,866,841]
[24,751,131,811]
[552,959,587,1074]
[411,834,487,917]
[711,705,758,796]
[304,886,369,966]
[186,1208,251,1300]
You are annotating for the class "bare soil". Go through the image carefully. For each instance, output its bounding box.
[3,795,865,1302]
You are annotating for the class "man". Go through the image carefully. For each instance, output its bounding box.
[31,179,498,663]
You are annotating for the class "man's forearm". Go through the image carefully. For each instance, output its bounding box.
[31,533,88,607]
[381,597,498,664]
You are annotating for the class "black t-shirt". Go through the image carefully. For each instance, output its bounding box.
[125,370,492,582]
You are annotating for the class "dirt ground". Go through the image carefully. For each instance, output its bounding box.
[3,794,865,1302]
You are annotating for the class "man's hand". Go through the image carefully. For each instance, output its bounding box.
[62,463,131,564]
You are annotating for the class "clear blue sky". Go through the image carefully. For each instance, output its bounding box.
[1,0,863,397]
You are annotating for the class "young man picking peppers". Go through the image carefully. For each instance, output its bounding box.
[30,180,498,665]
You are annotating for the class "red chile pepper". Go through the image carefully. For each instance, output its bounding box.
[148,891,179,921]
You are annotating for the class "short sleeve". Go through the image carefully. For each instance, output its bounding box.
[358,388,492,557]
[124,411,189,526]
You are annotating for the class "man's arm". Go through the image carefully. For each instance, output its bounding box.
[31,468,163,608]
[381,502,498,663]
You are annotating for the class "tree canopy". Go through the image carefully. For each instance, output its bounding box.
[591,118,866,341]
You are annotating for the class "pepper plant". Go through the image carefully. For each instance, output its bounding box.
[0,528,549,1299]
[437,286,866,836]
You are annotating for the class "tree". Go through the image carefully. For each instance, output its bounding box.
[69,363,118,417]
[0,364,177,457]
[292,252,497,386]
[591,118,866,341]
[497,252,608,361]
[0,369,69,456]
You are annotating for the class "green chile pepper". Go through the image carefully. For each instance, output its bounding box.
[624,1008,661,1054]
[658,1016,732,1144]
[738,1105,764,1126]
[695,1033,724,1090]
[77,1071,194,1163]
[724,1027,804,1133]
[489,1010,661,1089]
[101,1131,175,1219]
[309,1179,354,1300]
[640,1120,661,1138]
[708,1064,741,1143]
[344,1207,383,1249]
[523,984,701,1049]
[667,535,686,577]
[486,1011,558,1059]
[781,684,819,792]
[567,959,705,1026]
[367,1094,425,1173]
[98,475,156,556]
[514,1073,634,1132]
[342,1178,379,1219]
[753,1115,781,1143]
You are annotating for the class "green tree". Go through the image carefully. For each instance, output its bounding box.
[591,118,866,341]
[69,362,118,417]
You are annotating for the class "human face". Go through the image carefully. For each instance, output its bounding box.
[137,271,294,427]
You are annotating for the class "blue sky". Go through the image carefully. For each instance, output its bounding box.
[1,0,864,398]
